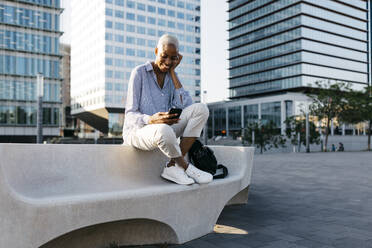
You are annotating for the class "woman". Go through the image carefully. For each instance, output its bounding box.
[122,34,212,185]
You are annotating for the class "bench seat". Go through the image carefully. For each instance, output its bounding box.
[0,144,254,248]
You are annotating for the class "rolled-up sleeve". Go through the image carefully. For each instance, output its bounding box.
[125,68,151,127]
[172,87,193,109]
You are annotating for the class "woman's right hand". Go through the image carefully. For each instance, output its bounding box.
[148,112,180,125]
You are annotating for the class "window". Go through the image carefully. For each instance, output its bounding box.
[115,34,124,43]
[126,48,135,56]
[126,36,135,44]
[185,14,192,22]
[148,17,156,24]
[114,22,124,30]
[105,8,113,16]
[186,3,194,10]
[158,8,166,15]
[186,35,193,43]
[158,0,166,3]
[105,57,113,65]
[137,15,146,23]
[114,46,124,54]
[127,0,135,8]
[147,5,156,12]
[106,83,113,91]
[168,0,175,6]
[114,83,123,91]
[137,50,146,57]
[177,12,184,19]
[186,25,193,32]
[168,21,175,28]
[261,102,281,127]
[115,10,124,18]
[114,0,124,6]
[126,24,135,32]
[137,38,146,46]
[105,33,113,40]
[168,10,175,17]
[105,45,113,53]
[126,13,135,20]
[147,51,155,59]
[177,23,184,30]
[114,71,124,79]
[147,40,156,47]
[114,59,124,67]
[148,28,156,36]
[106,70,113,78]
[105,20,113,28]
[126,60,135,68]
[137,3,145,10]
[177,1,185,8]
[158,19,166,26]
[137,26,146,34]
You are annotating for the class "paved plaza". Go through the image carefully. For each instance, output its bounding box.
[163,151,372,248]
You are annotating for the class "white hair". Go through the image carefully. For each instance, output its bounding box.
[157,34,179,52]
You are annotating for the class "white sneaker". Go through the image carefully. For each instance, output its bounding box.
[185,163,213,184]
[161,164,195,185]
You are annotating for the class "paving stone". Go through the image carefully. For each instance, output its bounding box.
[169,152,372,248]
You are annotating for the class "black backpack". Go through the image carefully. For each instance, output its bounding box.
[188,140,228,179]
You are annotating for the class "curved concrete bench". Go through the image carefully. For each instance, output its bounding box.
[0,144,254,248]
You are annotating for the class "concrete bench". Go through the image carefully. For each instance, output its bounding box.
[0,144,254,248]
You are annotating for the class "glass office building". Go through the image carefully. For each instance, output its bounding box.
[71,0,201,136]
[228,0,368,99]
[207,0,369,139]
[0,0,63,142]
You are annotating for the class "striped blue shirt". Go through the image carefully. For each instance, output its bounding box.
[122,61,193,139]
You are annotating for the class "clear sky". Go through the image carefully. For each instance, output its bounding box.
[60,0,229,103]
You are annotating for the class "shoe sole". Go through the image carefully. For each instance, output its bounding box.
[161,173,194,185]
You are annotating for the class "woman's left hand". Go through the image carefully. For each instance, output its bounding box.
[170,53,183,72]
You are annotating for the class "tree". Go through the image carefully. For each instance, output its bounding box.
[284,115,320,151]
[242,120,286,154]
[307,80,350,152]
[339,86,372,151]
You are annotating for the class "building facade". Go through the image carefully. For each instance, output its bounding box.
[60,43,76,136]
[228,0,368,99]
[207,0,369,139]
[70,0,201,136]
[0,0,63,142]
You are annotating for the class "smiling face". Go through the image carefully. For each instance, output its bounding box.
[154,44,179,73]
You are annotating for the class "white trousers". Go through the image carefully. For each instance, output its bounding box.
[124,103,209,158]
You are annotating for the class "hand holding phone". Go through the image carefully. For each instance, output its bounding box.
[168,108,182,119]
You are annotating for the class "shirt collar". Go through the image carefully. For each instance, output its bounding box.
[145,61,153,72]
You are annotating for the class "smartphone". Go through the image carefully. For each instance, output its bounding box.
[168,108,182,119]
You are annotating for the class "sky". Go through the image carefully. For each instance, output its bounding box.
[60,0,229,103]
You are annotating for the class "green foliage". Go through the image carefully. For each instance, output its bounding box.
[242,121,286,154]
[307,80,350,151]
[339,86,372,150]
[284,115,320,148]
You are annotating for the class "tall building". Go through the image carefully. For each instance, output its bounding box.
[60,43,76,136]
[228,0,368,99]
[0,0,63,142]
[70,0,201,136]
[207,0,369,138]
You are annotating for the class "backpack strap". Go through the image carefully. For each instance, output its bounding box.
[213,164,228,179]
